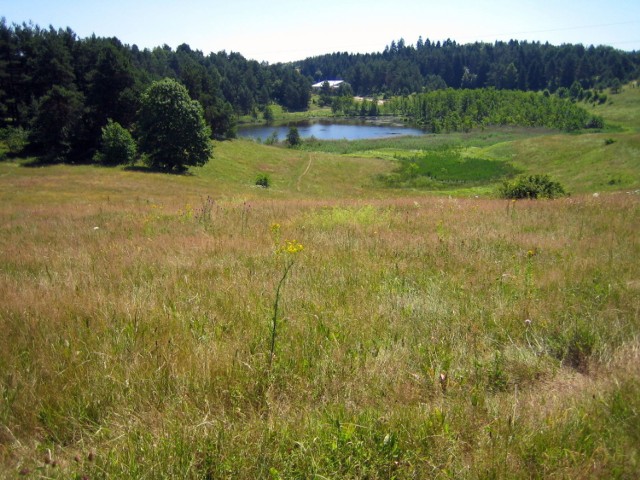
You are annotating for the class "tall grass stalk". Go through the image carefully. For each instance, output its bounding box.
[269,258,295,371]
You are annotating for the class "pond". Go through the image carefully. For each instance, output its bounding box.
[236,119,427,141]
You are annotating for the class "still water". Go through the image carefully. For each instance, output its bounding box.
[237,119,426,141]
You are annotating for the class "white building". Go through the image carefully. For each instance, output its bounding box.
[311,80,345,89]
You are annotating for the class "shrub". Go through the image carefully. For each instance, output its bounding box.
[265,131,279,146]
[0,126,29,155]
[585,115,604,129]
[255,173,270,188]
[93,119,137,165]
[263,105,275,123]
[500,174,567,199]
[287,126,301,147]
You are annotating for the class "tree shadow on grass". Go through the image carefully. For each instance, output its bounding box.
[21,157,65,168]
[15,157,194,175]
[123,165,194,176]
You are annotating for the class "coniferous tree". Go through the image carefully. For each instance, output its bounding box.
[30,84,85,162]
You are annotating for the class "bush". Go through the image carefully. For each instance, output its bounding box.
[500,174,567,199]
[0,126,29,155]
[265,131,279,146]
[585,115,604,129]
[93,120,137,165]
[263,105,275,123]
[287,126,301,147]
[255,173,270,188]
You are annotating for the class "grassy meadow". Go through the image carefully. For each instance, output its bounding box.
[1,86,639,478]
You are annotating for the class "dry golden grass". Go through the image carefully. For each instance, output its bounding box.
[1,161,639,477]
[3,86,640,477]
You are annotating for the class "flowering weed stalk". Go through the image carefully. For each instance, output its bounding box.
[268,223,303,370]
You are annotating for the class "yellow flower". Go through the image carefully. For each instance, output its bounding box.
[282,240,304,254]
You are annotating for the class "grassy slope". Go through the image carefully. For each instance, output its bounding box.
[592,85,640,132]
[472,86,640,194]
[201,140,393,198]
[1,88,639,478]
[0,142,394,208]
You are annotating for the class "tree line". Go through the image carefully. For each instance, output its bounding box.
[298,38,640,96]
[0,20,634,164]
[0,20,311,162]
[385,89,604,132]
[326,88,603,133]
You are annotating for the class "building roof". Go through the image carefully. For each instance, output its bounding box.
[312,80,345,89]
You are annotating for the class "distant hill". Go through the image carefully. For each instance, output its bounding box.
[296,38,640,96]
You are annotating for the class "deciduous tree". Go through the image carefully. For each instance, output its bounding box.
[137,78,212,172]
[93,119,136,165]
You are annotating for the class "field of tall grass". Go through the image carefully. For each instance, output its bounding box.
[0,85,639,478]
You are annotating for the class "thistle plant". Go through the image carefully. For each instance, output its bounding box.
[268,223,304,370]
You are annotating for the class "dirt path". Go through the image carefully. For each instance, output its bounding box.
[296,154,313,191]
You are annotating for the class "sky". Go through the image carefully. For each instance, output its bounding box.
[2,0,639,63]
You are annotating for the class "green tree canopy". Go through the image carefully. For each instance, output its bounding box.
[30,84,85,162]
[93,119,137,165]
[137,78,212,172]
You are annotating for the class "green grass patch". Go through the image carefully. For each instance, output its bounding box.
[303,204,391,229]
[410,148,518,182]
[590,84,640,132]
[376,145,520,189]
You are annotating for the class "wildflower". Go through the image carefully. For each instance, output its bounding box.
[524,318,532,327]
[282,240,304,254]
[439,372,448,394]
[183,203,194,219]
[268,238,304,370]
[527,249,536,258]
